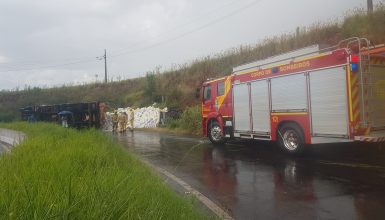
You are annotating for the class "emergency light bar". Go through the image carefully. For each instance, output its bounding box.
[350,54,360,72]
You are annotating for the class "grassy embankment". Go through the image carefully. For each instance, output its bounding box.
[165,105,202,135]
[0,122,213,219]
[0,4,384,134]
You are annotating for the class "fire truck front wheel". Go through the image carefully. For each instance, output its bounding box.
[208,121,226,145]
[278,123,305,154]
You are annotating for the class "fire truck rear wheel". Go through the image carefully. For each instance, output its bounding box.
[278,123,305,154]
[208,121,226,145]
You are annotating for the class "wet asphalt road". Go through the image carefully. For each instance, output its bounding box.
[0,128,25,153]
[111,131,385,220]
[0,141,11,153]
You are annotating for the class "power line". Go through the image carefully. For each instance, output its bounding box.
[0,0,243,72]
[110,0,262,58]
[0,58,96,73]
[109,0,243,55]
[0,0,262,73]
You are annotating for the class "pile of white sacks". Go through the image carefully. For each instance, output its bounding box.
[104,106,167,131]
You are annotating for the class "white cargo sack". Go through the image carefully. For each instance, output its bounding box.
[104,106,167,131]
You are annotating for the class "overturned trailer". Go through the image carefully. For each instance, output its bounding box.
[20,102,105,128]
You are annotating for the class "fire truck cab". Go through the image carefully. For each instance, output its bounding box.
[201,37,385,154]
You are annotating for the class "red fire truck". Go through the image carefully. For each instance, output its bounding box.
[201,37,385,154]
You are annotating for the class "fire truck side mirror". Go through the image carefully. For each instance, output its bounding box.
[195,88,200,99]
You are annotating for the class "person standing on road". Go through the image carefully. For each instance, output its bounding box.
[122,112,128,132]
[61,116,68,128]
[129,108,134,132]
[112,111,118,133]
[118,112,127,132]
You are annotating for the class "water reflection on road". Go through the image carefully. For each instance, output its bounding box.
[112,131,385,220]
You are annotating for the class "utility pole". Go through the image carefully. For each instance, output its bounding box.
[367,0,373,14]
[104,49,107,83]
[97,49,108,83]
[295,26,300,48]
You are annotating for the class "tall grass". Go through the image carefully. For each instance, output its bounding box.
[166,105,202,135]
[0,122,212,219]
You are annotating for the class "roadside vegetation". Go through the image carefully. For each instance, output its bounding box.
[0,4,384,132]
[166,105,202,135]
[0,122,212,219]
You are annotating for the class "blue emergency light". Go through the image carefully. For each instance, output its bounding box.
[350,63,359,72]
[350,55,360,72]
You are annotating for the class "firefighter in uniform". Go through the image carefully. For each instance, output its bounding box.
[123,112,128,132]
[129,108,134,132]
[118,112,128,132]
[112,111,118,133]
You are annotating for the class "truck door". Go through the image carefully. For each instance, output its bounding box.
[216,80,229,115]
[202,84,213,117]
[233,83,251,132]
[251,80,270,134]
[309,67,349,136]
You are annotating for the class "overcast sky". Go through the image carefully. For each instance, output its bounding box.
[0,0,372,90]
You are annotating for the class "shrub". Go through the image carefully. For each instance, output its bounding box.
[168,105,201,134]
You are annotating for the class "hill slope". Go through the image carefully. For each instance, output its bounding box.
[1,5,384,122]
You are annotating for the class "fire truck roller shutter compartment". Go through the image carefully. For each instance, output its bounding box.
[251,80,270,133]
[271,73,307,112]
[370,65,385,129]
[309,67,348,136]
[233,83,251,132]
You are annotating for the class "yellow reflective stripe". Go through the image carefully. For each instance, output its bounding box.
[294,53,329,62]
[206,77,226,84]
[347,65,353,122]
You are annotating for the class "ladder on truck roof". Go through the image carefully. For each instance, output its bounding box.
[234,38,373,73]
[233,44,323,74]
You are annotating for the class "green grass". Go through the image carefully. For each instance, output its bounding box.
[0,122,213,219]
[166,105,202,135]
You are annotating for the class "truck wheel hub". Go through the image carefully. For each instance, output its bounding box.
[211,126,222,141]
[283,130,299,151]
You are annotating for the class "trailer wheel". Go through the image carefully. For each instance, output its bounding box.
[208,121,226,145]
[278,123,305,154]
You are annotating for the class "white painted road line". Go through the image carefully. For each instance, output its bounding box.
[142,159,234,220]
